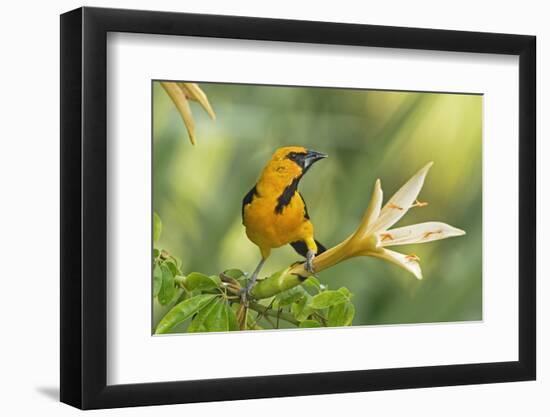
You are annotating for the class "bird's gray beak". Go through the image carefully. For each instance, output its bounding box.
[304,150,328,169]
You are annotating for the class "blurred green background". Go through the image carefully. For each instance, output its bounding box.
[153,81,482,327]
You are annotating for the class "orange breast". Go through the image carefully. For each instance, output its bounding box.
[244,191,313,250]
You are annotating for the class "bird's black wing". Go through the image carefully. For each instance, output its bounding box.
[289,192,325,257]
[298,192,310,219]
[290,239,326,258]
[242,185,257,224]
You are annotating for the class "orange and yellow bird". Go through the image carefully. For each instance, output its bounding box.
[241,146,328,298]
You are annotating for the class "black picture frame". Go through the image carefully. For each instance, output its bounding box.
[60,6,536,410]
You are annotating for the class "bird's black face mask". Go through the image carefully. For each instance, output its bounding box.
[286,149,328,173]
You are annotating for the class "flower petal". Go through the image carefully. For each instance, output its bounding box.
[357,179,383,238]
[179,83,216,120]
[379,222,466,247]
[371,162,433,232]
[366,248,423,279]
[161,82,196,145]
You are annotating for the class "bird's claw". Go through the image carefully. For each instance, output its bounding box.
[305,250,316,275]
[239,278,258,305]
[239,286,251,305]
[239,259,264,305]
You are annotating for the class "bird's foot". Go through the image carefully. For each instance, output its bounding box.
[305,250,316,275]
[239,273,258,305]
[239,287,250,305]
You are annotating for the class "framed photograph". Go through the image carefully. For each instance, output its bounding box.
[60,6,536,409]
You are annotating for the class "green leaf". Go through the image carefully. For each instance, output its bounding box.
[209,275,222,285]
[337,287,353,299]
[153,264,162,297]
[153,248,160,259]
[157,264,176,305]
[311,290,347,309]
[201,298,227,332]
[164,259,180,277]
[291,294,314,322]
[299,320,322,328]
[185,272,219,292]
[274,286,306,307]
[226,302,239,331]
[187,300,216,332]
[302,276,323,292]
[169,253,182,268]
[188,297,232,333]
[155,294,217,334]
[328,302,355,327]
[222,269,245,280]
[153,212,162,242]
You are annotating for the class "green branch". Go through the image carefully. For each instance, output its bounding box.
[250,267,306,300]
[248,301,299,326]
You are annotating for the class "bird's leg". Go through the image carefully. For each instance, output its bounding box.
[305,249,316,275]
[240,258,266,304]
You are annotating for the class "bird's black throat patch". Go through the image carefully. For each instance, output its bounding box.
[275,176,301,214]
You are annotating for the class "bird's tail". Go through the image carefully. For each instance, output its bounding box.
[315,240,326,255]
[290,239,326,258]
